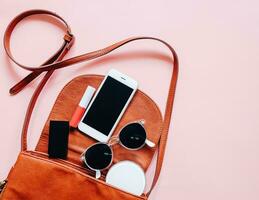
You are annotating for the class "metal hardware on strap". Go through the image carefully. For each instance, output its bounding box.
[0,180,7,194]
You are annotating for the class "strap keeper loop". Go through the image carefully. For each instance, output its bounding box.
[63,33,74,49]
[63,33,73,42]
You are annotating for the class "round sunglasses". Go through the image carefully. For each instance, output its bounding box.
[81,120,155,178]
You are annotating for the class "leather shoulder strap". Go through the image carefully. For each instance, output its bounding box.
[3,10,179,196]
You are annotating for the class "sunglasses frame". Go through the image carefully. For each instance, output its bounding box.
[81,142,114,176]
[116,119,148,151]
[80,119,152,176]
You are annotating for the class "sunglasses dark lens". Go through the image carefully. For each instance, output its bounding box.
[84,143,112,170]
[119,123,146,149]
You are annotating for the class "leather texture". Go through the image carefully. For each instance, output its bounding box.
[2,9,179,199]
[35,75,163,172]
[0,152,147,200]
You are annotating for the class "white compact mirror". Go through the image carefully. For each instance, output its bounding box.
[106,161,146,196]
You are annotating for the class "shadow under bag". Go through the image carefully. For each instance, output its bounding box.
[0,10,179,200]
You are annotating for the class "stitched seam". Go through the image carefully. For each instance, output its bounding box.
[19,151,146,199]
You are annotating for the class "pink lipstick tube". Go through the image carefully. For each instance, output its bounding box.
[70,86,96,128]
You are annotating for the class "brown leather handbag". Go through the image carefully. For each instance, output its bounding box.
[0,10,179,200]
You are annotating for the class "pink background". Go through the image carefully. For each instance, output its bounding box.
[1,1,259,199]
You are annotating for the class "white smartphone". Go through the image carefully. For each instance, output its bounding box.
[78,69,138,142]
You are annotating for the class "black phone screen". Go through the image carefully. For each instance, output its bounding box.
[82,76,134,136]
